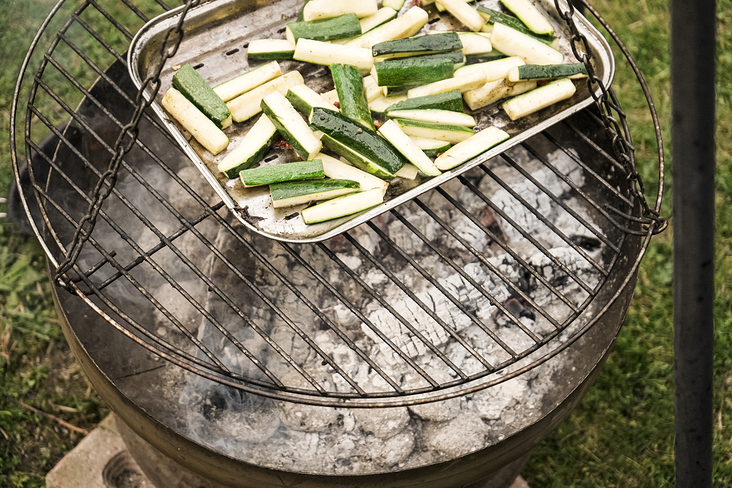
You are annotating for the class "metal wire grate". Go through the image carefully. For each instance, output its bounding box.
[11,0,664,407]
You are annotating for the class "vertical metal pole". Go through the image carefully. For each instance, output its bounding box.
[671,0,716,486]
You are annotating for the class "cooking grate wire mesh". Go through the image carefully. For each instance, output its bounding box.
[11,0,663,406]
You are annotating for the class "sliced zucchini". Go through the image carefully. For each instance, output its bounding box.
[293,38,374,73]
[227,71,304,123]
[500,0,554,35]
[394,118,475,143]
[384,89,464,113]
[477,6,556,45]
[381,85,414,97]
[501,77,576,120]
[378,119,441,176]
[437,0,485,31]
[381,0,406,11]
[372,32,463,59]
[317,152,389,195]
[435,0,477,12]
[301,0,378,21]
[286,84,338,115]
[321,88,340,106]
[213,61,281,103]
[301,188,384,224]
[368,93,408,114]
[261,91,322,161]
[489,22,563,65]
[457,31,493,56]
[434,126,510,170]
[359,7,398,34]
[161,87,229,155]
[507,63,587,83]
[309,107,408,177]
[453,55,525,82]
[387,109,476,127]
[247,39,296,60]
[217,114,279,178]
[286,13,361,43]
[371,54,455,87]
[463,78,537,110]
[331,63,374,130]
[345,6,429,49]
[270,178,360,208]
[405,69,486,98]
[239,160,325,187]
[172,64,231,129]
[362,75,383,103]
[410,136,452,157]
[394,163,420,179]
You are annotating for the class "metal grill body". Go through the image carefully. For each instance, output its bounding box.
[10,0,663,486]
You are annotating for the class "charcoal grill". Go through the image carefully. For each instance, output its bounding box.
[10,0,665,486]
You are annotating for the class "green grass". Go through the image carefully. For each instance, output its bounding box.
[0,0,731,487]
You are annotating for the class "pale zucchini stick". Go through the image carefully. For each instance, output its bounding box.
[161,87,229,155]
[500,0,555,35]
[434,126,509,171]
[302,0,378,21]
[217,114,279,179]
[437,0,485,31]
[406,70,487,99]
[463,78,537,111]
[317,153,389,196]
[260,91,322,161]
[453,55,525,83]
[226,71,304,123]
[359,7,397,33]
[345,7,429,49]
[490,22,563,65]
[293,39,374,73]
[378,120,441,176]
[301,188,384,224]
[501,77,576,120]
[213,61,281,102]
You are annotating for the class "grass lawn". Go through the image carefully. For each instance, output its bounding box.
[1,0,731,487]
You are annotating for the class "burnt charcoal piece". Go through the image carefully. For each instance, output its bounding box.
[570,234,602,251]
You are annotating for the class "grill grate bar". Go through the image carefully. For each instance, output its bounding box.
[87,0,137,42]
[117,0,154,23]
[364,220,497,371]
[563,117,633,179]
[498,150,612,270]
[412,195,547,344]
[345,231,471,381]
[435,183,582,321]
[70,12,127,66]
[389,208,520,358]
[473,164,602,291]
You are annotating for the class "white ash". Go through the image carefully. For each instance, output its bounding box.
[177,145,609,475]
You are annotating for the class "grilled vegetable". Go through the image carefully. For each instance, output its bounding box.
[270,178,360,208]
[463,78,537,110]
[437,0,485,31]
[239,160,325,187]
[371,54,455,87]
[261,91,322,161]
[405,70,487,98]
[227,71,304,123]
[500,0,555,35]
[386,109,476,127]
[293,38,374,73]
[161,87,229,155]
[286,84,338,115]
[507,63,587,82]
[394,118,475,143]
[434,126,509,170]
[372,32,463,59]
[368,93,408,114]
[453,55,525,82]
[246,39,296,60]
[359,7,398,34]
[384,89,465,113]
[501,77,576,120]
[301,0,378,21]
[213,61,281,102]
[301,188,384,224]
[410,137,452,157]
[457,31,493,56]
[217,114,279,178]
[345,6,429,49]
[309,107,408,178]
[286,13,361,43]
[382,0,405,10]
[331,63,374,130]
[378,119,441,176]
[477,6,556,45]
[317,153,389,195]
[172,64,231,129]
[489,22,563,65]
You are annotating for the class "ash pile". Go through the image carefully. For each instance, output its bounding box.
[178,144,608,475]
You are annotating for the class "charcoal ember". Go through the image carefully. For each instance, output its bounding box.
[368,429,416,467]
[353,406,411,439]
[528,246,598,297]
[469,378,527,421]
[421,413,489,459]
[278,371,342,432]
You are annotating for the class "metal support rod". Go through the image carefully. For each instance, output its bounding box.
[671,0,716,486]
